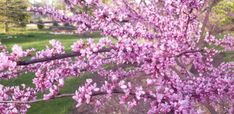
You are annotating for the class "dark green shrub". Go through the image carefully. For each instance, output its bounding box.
[37,20,44,30]
[63,23,70,27]
[53,21,59,27]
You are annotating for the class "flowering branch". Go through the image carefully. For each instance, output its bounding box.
[0,93,73,104]
[0,89,156,104]
[1,1,234,113]
[17,48,111,66]
[16,49,204,66]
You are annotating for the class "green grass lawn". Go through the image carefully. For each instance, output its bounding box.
[0,29,99,114]
[0,29,101,51]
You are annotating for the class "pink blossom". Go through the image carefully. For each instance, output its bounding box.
[0,0,233,113]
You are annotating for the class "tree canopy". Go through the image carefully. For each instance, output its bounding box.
[0,0,30,32]
[206,0,234,34]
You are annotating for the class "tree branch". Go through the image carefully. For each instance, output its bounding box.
[196,0,221,48]
[17,48,204,66]
[175,49,204,57]
[0,93,74,104]
[0,89,156,104]
[17,48,111,66]
[172,49,204,79]
[203,103,218,114]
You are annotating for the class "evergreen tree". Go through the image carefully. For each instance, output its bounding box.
[0,0,30,33]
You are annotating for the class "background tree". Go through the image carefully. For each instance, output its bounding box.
[0,0,30,33]
[204,0,234,34]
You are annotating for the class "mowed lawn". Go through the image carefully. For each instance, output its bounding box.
[0,29,100,114]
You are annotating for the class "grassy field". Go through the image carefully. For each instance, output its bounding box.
[0,29,101,51]
[0,29,100,114]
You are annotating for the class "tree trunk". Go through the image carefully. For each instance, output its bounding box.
[4,0,8,33]
[4,22,9,33]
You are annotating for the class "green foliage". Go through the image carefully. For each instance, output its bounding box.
[211,0,234,25]
[0,0,30,27]
[0,29,101,51]
[53,21,59,27]
[63,23,70,27]
[37,19,45,30]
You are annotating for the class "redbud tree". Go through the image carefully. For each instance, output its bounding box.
[0,0,234,113]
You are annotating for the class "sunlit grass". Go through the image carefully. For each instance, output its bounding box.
[0,29,101,51]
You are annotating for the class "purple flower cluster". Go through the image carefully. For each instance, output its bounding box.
[0,84,36,114]
[0,0,233,113]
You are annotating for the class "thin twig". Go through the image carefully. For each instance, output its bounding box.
[0,89,156,104]
[0,93,74,104]
[175,49,204,57]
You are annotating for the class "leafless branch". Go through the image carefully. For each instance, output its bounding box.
[175,49,204,57]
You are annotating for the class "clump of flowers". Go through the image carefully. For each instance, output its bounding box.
[0,0,233,114]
